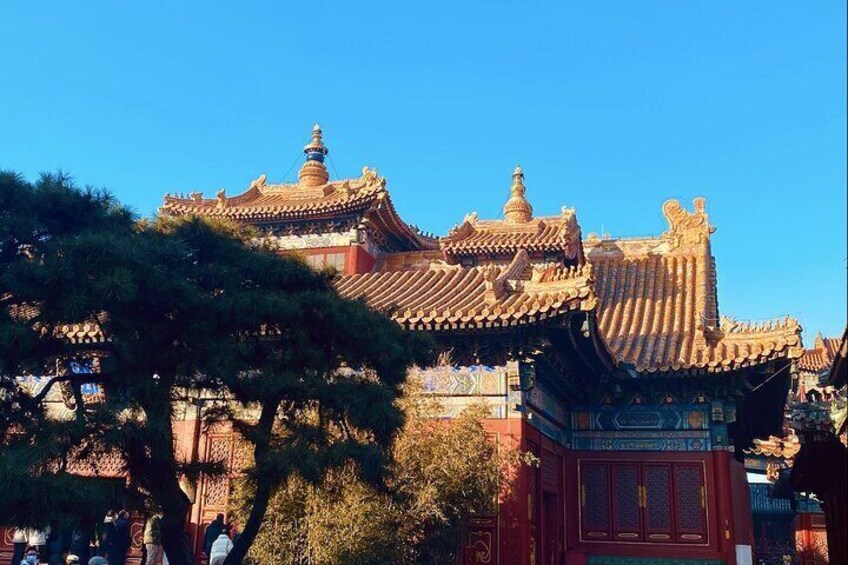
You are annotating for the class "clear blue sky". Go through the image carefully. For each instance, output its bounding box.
[1,2,845,338]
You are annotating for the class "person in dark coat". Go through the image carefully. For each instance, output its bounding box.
[109,511,132,565]
[46,524,68,565]
[97,512,116,558]
[69,524,93,564]
[202,514,225,559]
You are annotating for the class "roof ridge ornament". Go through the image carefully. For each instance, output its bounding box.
[503,165,533,224]
[303,123,328,162]
[249,174,267,192]
[298,123,330,188]
[661,197,715,250]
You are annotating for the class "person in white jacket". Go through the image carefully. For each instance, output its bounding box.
[208,532,233,565]
[11,529,28,565]
[26,529,49,563]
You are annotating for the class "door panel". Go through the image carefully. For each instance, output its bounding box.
[580,461,611,540]
[642,463,674,542]
[611,463,643,541]
[673,463,708,543]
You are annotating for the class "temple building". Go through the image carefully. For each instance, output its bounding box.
[792,333,843,404]
[157,125,806,565]
[786,329,847,565]
[0,125,807,565]
[742,431,819,563]
[739,332,847,563]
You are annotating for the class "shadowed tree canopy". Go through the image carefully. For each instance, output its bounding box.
[0,171,433,565]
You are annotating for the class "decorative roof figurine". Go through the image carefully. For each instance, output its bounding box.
[298,123,330,188]
[503,165,533,223]
[160,130,804,375]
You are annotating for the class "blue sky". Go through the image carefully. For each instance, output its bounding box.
[1,2,845,338]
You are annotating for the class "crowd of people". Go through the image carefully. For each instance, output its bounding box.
[10,511,130,565]
[10,512,235,565]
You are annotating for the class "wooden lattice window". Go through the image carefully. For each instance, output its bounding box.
[642,463,673,542]
[580,461,611,540]
[579,459,708,545]
[673,463,707,543]
[611,463,641,541]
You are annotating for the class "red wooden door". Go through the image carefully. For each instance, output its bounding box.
[580,461,611,541]
[579,459,710,547]
[672,463,708,543]
[611,463,643,541]
[642,463,674,542]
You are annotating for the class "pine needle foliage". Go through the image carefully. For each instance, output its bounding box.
[0,171,433,565]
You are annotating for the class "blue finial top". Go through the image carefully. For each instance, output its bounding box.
[303,123,328,163]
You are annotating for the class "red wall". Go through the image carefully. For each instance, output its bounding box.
[297,244,375,275]
[471,418,751,565]
[794,513,829,563]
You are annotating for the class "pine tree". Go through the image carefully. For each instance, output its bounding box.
[0,171,432,565]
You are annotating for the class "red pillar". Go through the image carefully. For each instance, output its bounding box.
[712,450,756,565]
[712,450,735,564]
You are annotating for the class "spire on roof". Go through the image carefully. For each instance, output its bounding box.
[503,165,533,223]
[303,123,328,162]
[298,123,329,187]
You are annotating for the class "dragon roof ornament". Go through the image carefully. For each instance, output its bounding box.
[661,197,716,251]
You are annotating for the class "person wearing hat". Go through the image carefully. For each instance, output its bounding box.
[64,556,79,565]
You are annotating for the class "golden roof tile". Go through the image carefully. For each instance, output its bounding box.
[7,301,107,344]
[161,171,382,221]
[161,167,437,251]
[442,168,582,260]
[160,126,437,252]
[798,333,844,372]
[336,250,597,331]
[585,198,802,373]
[156,130,803,374]
[442,212,582,258]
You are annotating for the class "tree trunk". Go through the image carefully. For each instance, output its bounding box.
[222,400,279,565]
[144,391,194,565]
[161,507,194,565]
[222,476,273,565]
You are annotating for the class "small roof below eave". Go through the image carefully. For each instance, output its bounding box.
[441,209,581,258]
[335,250,597,332]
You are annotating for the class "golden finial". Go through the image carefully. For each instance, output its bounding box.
[303,123,328,159]
[503,164,532,223]
[299,123,329,187]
